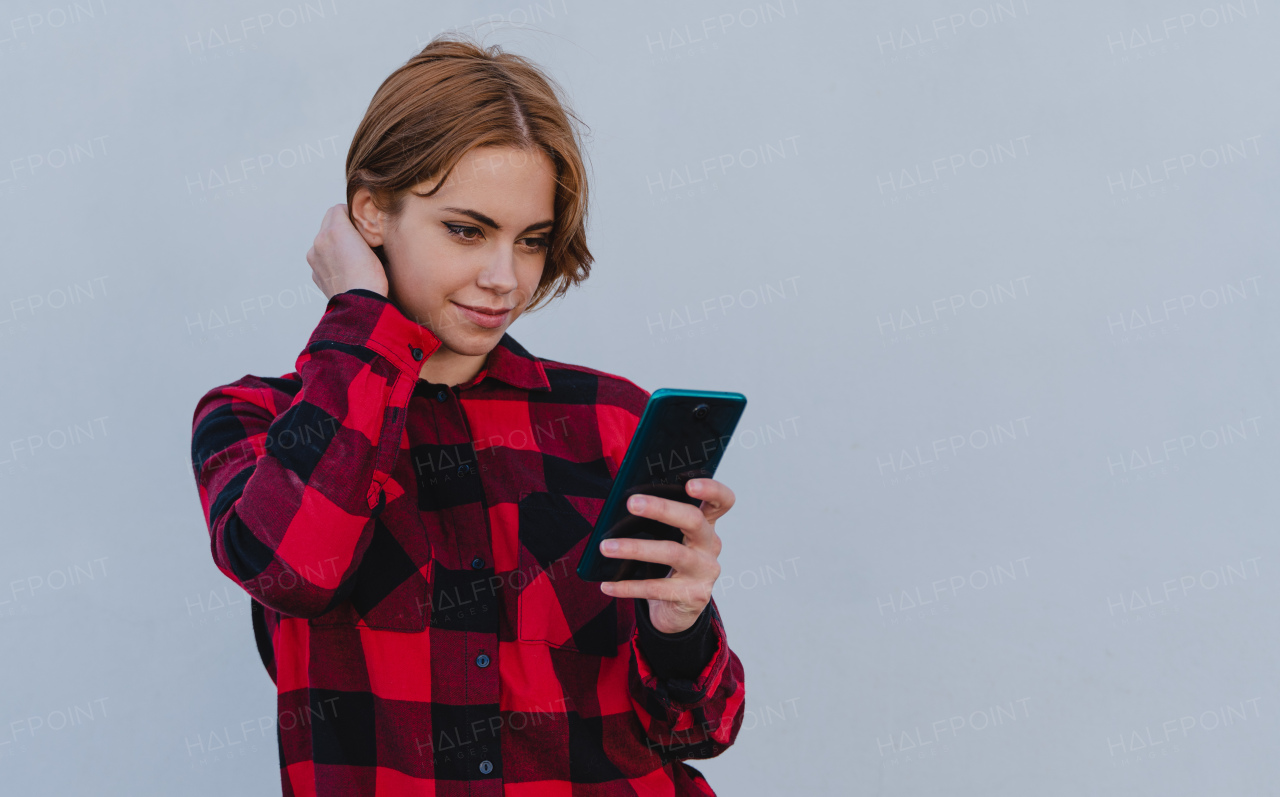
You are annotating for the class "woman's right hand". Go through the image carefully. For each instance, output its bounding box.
[306,203,389,300]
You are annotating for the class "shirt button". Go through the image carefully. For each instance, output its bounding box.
[410,346,424,361]
[479,759,493,775]
[476,653,491,668]
[471,556,485,569]
[436,390,447,402]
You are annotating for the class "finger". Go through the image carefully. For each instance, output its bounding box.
[686,478,735,523]
[627,493,703,537]
[628,494,719,554]
[599,537,697,571]
[601,576,712,605]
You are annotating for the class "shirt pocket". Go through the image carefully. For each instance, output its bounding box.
[308,515,431,632]
[515,490,632,656]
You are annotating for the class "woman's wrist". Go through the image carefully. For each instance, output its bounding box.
[634,598,716,681]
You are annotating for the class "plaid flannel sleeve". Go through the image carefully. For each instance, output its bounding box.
[189,288,440,618]
[628,596,746,760]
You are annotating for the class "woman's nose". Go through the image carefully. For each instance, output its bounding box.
[477,250,519,292]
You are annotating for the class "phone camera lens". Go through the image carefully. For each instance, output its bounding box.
[692,403,709,420]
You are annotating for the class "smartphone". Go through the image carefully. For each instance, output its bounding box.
[575,388,747,583]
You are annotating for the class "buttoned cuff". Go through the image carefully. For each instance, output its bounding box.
[300,288,438,511]
[306,288,442,379]
[634,598,716,681]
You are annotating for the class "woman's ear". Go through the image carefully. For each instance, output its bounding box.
[349,186,388,247]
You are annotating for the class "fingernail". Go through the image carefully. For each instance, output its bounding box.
[629,495,646,511]
[600,582,612,593]
[601,539,619,553]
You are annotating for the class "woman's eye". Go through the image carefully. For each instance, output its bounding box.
[444,223,482,241]
[521,237,550,251]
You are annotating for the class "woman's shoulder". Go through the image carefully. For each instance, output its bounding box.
[191,371,303,425]
[532,356,650,416]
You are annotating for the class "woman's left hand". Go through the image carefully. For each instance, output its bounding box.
[598,478,733,634]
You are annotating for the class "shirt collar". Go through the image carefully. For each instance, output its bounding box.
[461,332,552,392]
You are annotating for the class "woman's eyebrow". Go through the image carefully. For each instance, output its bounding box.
[441,206,553,234]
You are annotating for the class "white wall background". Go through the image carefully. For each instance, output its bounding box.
[1,1,1277,794]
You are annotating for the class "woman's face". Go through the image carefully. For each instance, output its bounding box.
[360,144,557,362]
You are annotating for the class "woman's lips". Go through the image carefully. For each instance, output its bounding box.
[453,301,511,329]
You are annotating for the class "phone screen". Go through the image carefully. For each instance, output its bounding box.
[576,389,746,582]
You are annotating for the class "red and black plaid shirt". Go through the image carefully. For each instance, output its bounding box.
[189,288,745,796]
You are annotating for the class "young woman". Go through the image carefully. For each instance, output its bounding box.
[190,35,745,796]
